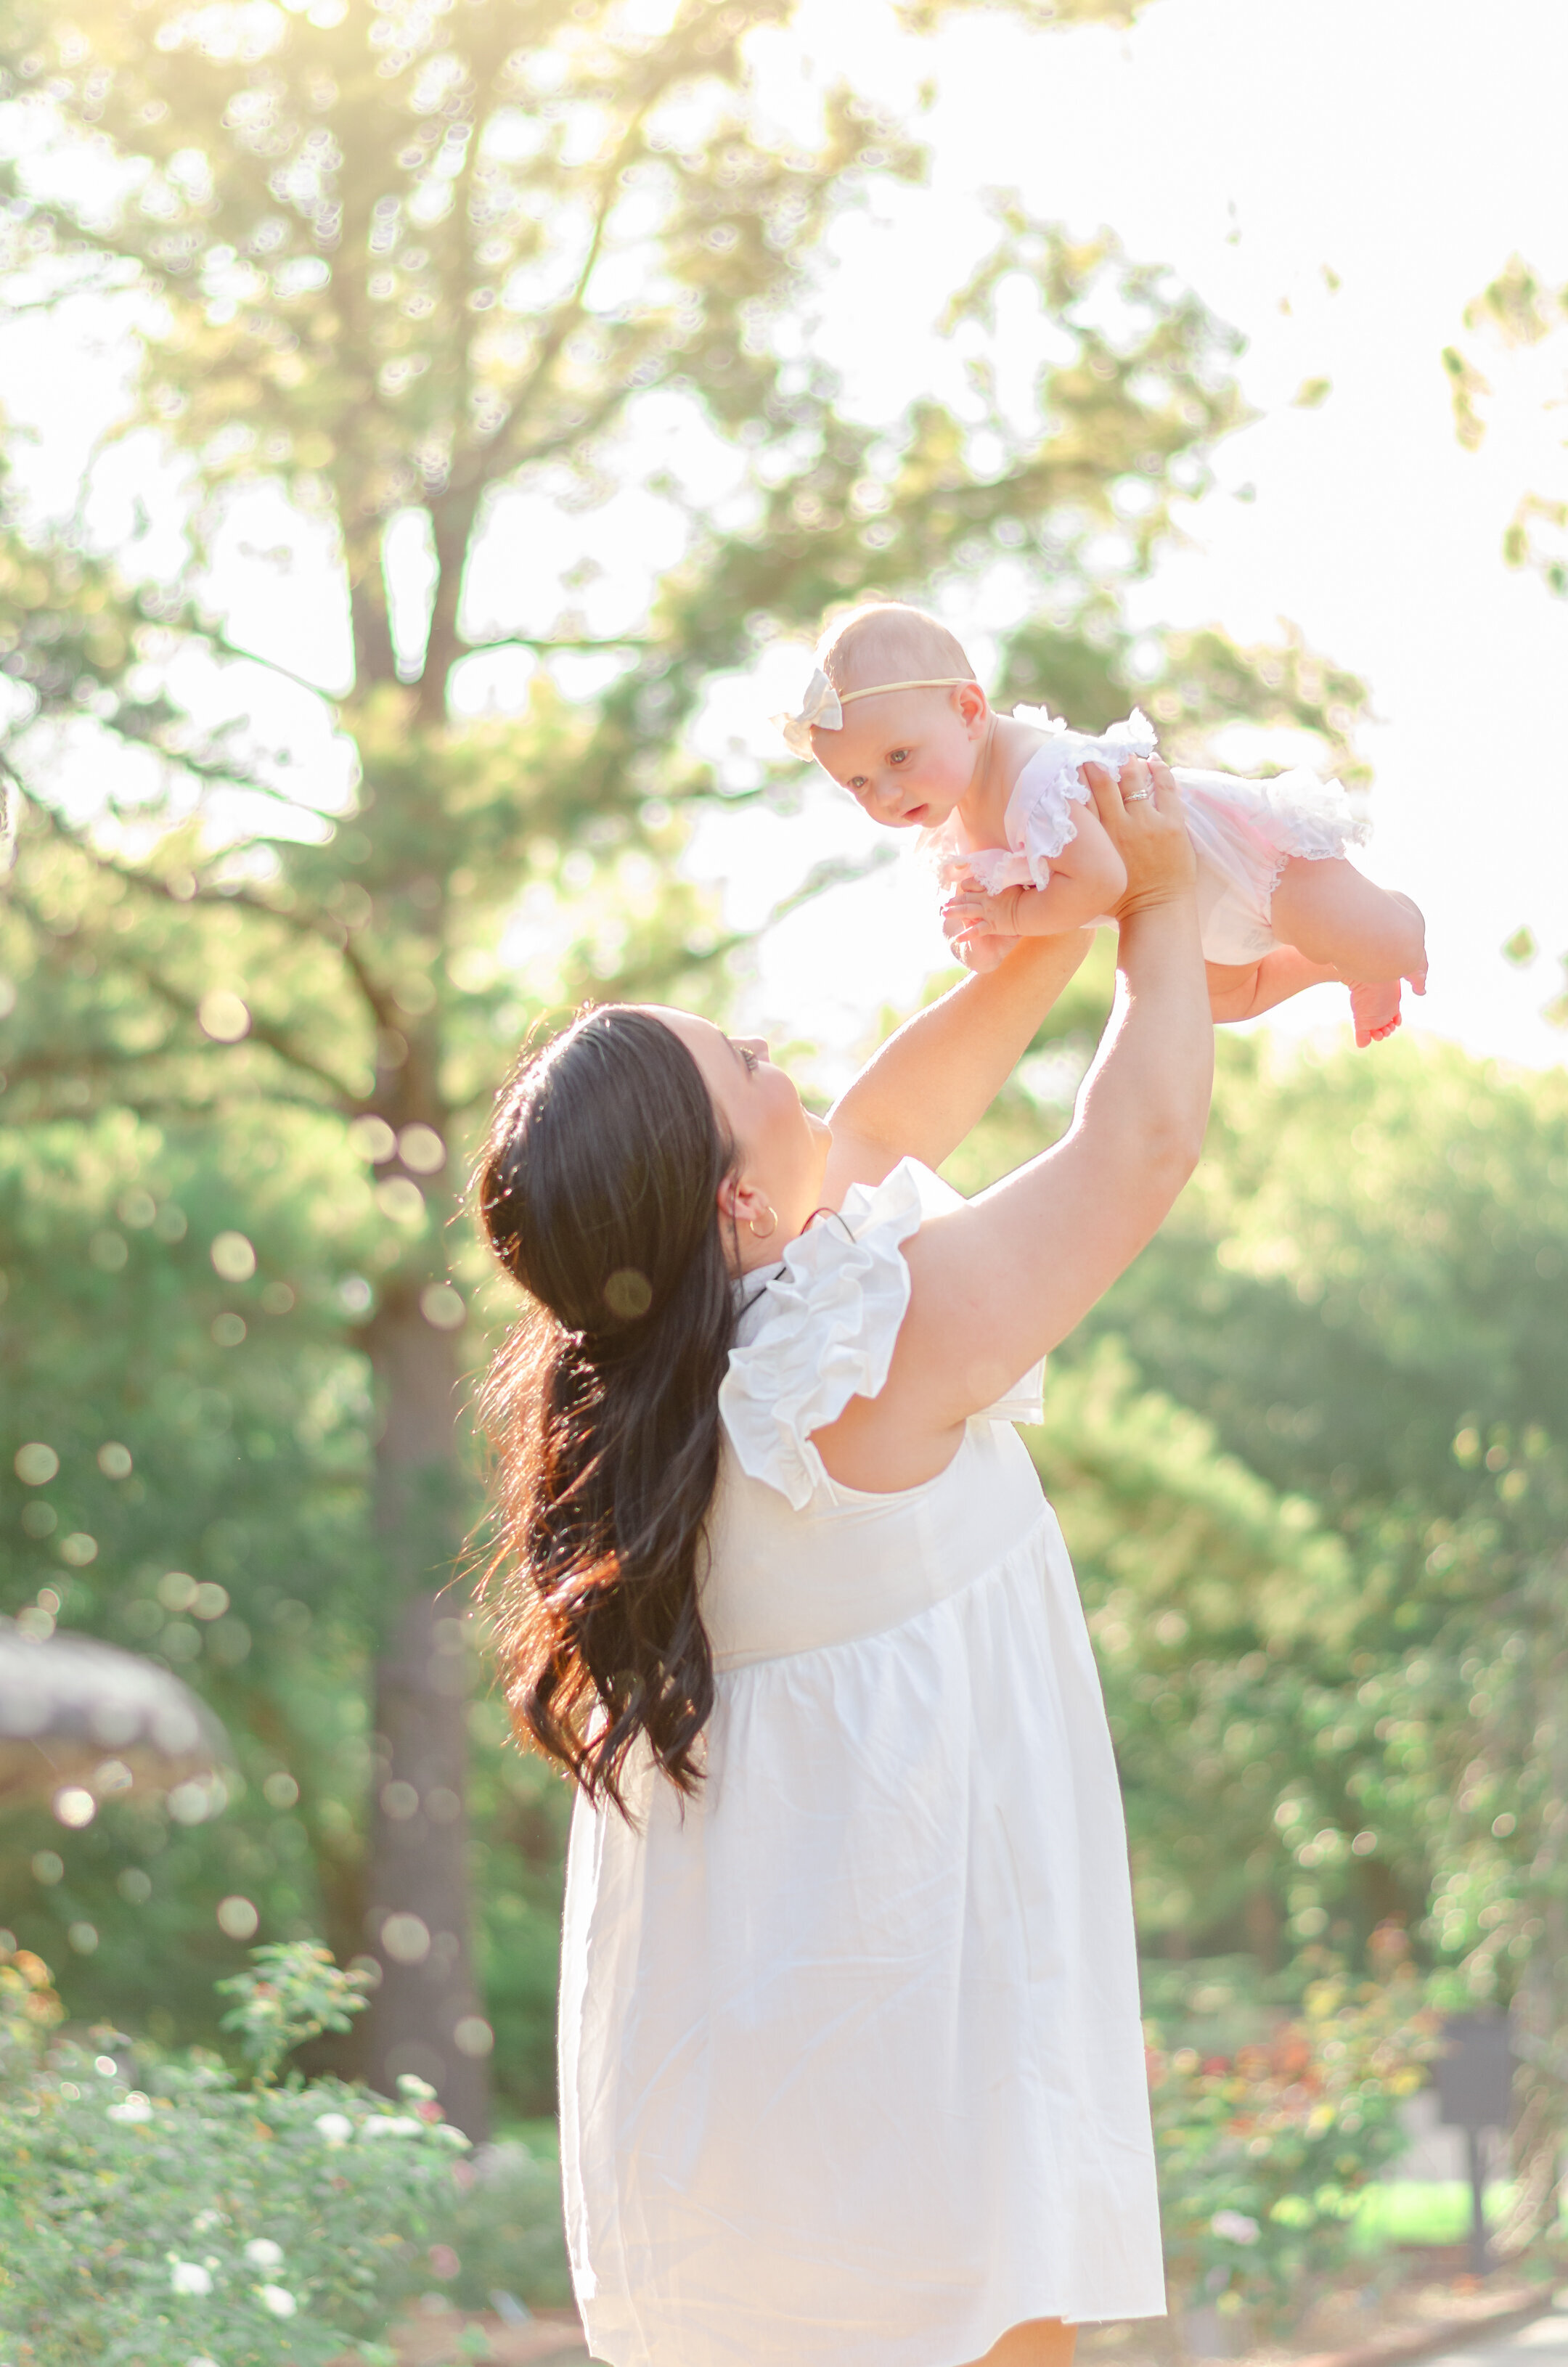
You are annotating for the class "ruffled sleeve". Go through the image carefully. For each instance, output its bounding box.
[719,1158,1044,1510]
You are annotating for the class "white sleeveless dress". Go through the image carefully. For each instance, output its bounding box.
[924,705,1368,966]
[557,1161,1165,2367]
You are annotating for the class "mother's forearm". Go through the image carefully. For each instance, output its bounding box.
[825,928,1092,1184]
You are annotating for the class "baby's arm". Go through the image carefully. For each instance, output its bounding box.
[943,796,1127,960]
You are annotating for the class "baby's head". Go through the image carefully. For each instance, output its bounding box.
[787,602,988,830]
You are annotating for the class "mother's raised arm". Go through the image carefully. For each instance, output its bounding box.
[822,925,1093,1203]
[817,759,1212,1493]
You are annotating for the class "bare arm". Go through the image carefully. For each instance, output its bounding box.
[941,797,1127,953]
[822,928,1093,1200]
[817,760,1212,1493]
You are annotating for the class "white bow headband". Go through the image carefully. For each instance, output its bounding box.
[774,669,977,759]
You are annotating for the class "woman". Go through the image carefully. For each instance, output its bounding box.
[476,757,1211,2367]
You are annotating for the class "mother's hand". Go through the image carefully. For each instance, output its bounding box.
[1083,757,1195,917]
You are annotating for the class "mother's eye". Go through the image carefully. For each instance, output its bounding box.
[740,1047,759,1075]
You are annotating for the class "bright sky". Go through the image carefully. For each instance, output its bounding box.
[690,0,1568,1081]
[4,0,1566,1085]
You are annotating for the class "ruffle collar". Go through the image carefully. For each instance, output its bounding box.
[719,1158,1042,1510]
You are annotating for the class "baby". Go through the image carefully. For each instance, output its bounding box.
[778,602,1426,1045]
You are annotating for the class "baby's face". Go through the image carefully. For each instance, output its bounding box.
[812,684,985,830]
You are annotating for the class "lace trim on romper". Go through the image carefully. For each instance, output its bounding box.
[922,705,1370,967]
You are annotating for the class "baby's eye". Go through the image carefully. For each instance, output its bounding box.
[888,748,910,766]
[846,777,867,795]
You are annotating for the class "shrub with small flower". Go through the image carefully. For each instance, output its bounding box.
[0,1945,65,2071]
[0,1940,494,2366]
[1146,1946,1440,2331]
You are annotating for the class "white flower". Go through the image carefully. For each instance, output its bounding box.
[191,2209,221,2234]
[169,2260,213,2296]
[244,2237,284,2270]
[395,2072,438,2101]
[257,2284,297,2318]
[314,2110,354,2145]
[188,2356,221,2366]
[1211,2208,1261,2245]
[360,2114,422,2138]
[436,2123,473,2149]
[109,2093,152,2124]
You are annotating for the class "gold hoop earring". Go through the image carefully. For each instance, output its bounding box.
[747,1205,778,1240]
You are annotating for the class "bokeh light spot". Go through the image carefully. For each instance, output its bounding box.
[216,1894,259,1940]
[211,1231,257,1283]
[198,990,250,1043]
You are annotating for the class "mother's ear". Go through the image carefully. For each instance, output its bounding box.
[716,1168,775,1241]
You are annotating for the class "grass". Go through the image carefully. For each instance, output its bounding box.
[1352,2180,1521,2252]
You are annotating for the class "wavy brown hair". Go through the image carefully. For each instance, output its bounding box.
[475,1005,738,1814]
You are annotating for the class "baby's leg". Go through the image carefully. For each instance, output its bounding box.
[1206,949,1340,1024]
[1268,858,1426,1046]
[1270,857,1426,976]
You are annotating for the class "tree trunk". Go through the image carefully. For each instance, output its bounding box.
[360,1256,490,2136]
[413,490,481,727]
[364,1584,489,2137]
[349,534,399,691]
[1495,1557,1568,2254]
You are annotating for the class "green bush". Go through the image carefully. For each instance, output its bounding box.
[1146,1945,1440,2329]
[0,1942,571,2365]
[441,2143,574,2317]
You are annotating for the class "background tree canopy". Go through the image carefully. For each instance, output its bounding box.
[1,0,1563,2216]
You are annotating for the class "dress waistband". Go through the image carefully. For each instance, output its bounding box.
[701,1420,1050,1671]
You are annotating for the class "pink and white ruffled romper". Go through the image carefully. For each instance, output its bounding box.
[556,1159,1166,2367]
[926,706,1368,965]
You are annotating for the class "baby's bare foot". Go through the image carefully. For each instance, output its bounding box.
[1349,978,1402,1047]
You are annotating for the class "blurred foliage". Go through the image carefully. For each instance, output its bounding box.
[1445,254,1568,600]
[0,1937,499,2365]
[0,1088,572,2102]
[218,1939,373,2082]
[1148,1936,1440,2327]
[1444,252,1568,1041]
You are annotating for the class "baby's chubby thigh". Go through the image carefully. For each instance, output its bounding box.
[1269,854,1426,979]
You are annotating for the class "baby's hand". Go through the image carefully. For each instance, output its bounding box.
[955,930,1021,974]
[942,883,1027,949]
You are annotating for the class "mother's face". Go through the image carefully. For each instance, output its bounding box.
[645,1007,831,1270]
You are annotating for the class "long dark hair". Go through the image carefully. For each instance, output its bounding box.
[475,1006,738,1814]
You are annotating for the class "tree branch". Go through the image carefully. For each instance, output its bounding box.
[128,961,364,1104]
[187,619,346,706]
[455,631,650,659]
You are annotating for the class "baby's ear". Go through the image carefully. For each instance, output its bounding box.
[955,681,989,730]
